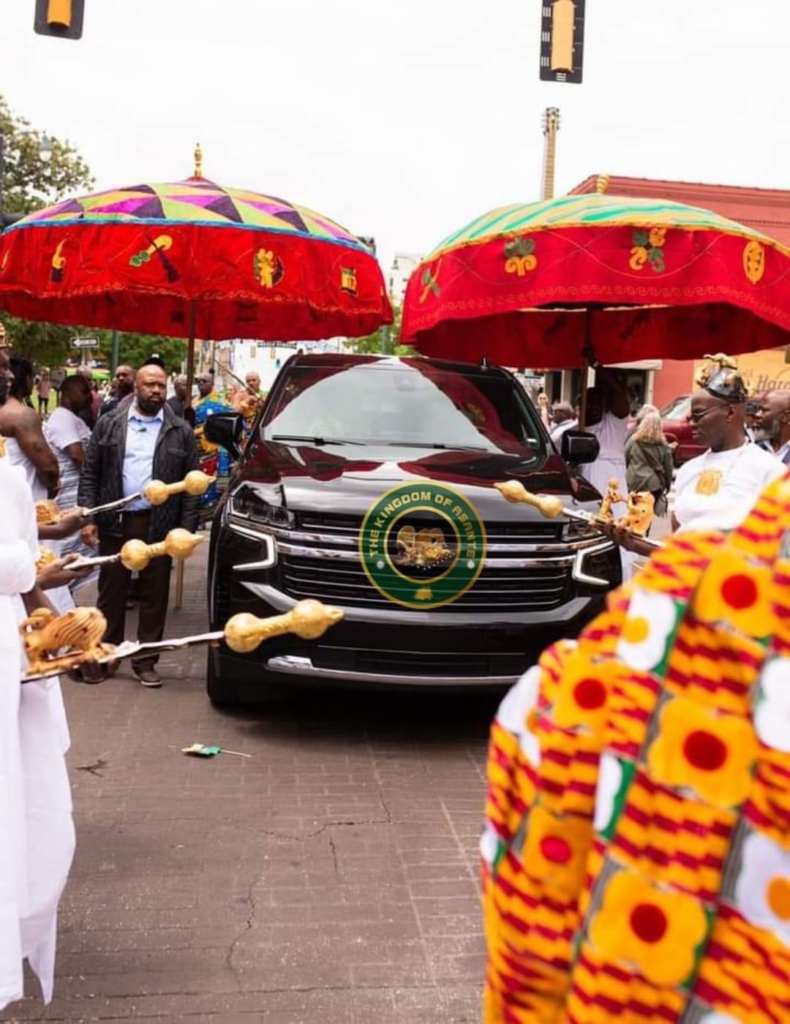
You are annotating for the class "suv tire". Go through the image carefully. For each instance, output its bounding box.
[206,649,240,707]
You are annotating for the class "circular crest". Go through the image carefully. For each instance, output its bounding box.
[359,482,487,610]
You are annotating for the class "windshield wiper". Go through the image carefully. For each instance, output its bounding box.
[385,441,490,452]
[269,434,365,446]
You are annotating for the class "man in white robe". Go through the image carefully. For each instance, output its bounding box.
[0,349,74,1012]
[581,369,633,580]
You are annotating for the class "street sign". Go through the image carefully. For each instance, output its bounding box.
[540,0,586,84]
[71,337,99,349]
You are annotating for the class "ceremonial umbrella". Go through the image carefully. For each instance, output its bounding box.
[0,160,392,344]
[400,190,790,369]
[0,151,393,604]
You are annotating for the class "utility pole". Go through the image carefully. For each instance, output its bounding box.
[541,108,561,200]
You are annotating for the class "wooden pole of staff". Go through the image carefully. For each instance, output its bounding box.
[175,303,197,611]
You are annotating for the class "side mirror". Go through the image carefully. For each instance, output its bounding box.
[561,429,600,465]
[204,412,244,459]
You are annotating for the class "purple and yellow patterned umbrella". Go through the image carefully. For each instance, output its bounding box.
[0,154,392,341]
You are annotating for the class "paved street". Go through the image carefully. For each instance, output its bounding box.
[8,541,497,1023]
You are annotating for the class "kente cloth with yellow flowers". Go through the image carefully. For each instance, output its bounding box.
[482,472,790,1023]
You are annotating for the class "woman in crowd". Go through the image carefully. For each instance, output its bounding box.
[43,375,96,584]
[624,410,674,518]
[36,370,51,418]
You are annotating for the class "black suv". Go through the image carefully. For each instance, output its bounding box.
[205,353,620,705]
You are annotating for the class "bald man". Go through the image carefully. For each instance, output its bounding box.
[755,390,790,464]
[78,364,200,686]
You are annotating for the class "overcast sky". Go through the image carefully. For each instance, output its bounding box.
[2,1,786,276]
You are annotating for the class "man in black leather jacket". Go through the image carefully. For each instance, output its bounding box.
[78,364,200,686]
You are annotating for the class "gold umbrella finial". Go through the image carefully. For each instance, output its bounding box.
[596,174,610,195]
[194,142,204,179]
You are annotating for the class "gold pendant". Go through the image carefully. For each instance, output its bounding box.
[696,469,723,496]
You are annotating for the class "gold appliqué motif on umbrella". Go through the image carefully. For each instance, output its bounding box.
[743,240,766,284]
[629,226,667,273]
[504,236,538,276]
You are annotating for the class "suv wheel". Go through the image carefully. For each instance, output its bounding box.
[206,648,240,707]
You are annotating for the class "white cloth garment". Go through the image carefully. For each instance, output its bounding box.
[549,418,578,446]
[44,409,96,593]
[5,433,73,614]
[585,411,633,580]
[5,436,48,503]
[0,460,74,1012]
[674,441,786,534]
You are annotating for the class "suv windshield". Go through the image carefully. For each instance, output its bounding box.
[257,358,545,455]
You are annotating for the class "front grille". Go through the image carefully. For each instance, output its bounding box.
[298,510,563,545]
[280,555,571,612]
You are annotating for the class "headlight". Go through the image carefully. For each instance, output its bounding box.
[573,541,621,588]
[228,486,295,529]
[563,515,600,541]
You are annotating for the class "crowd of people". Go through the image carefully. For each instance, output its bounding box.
[0,345,271,1011]
[4,340,790,1016]
[4,357,264,685]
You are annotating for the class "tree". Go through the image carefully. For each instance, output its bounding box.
[0,94,95,368]
[96,332,187,374]
[348,305,413,355]
[0,93,93,219]
[5,322,187,375]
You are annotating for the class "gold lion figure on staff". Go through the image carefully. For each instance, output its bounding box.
[21,606,114,678]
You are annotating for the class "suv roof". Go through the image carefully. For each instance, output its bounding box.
[287,352,513,380]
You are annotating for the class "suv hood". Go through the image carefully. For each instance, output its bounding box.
[235,440,601,521]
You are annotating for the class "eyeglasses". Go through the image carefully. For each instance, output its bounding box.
[687,403,727,425]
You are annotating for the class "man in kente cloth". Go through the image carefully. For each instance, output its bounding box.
[482,470,790,1022]
[0,343,75,1013]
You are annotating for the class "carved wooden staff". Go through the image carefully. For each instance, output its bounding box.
[22,599,345,681]
[35,470,216,525]
[494,480,663,549]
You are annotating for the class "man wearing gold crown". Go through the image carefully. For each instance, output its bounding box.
[605,356,784,559]
[0,344,75,1013]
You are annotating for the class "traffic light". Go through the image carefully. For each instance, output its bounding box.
[539,0,585,84]
[34,0,85,39]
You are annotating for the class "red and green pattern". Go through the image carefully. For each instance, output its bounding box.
[402,193,790,367]
[482,472,790,1022]
[0,177,392,341]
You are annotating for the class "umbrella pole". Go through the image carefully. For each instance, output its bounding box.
[175,304,197,612]
[579,307,593,429]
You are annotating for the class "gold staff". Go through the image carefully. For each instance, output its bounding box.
[22,599,345,681]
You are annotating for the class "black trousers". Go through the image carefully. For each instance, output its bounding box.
[97,513,172,671]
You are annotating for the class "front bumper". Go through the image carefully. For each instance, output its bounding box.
[209,516,618,693]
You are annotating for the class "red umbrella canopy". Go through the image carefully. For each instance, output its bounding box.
[401,193,790,368]
[0,175,392,341]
